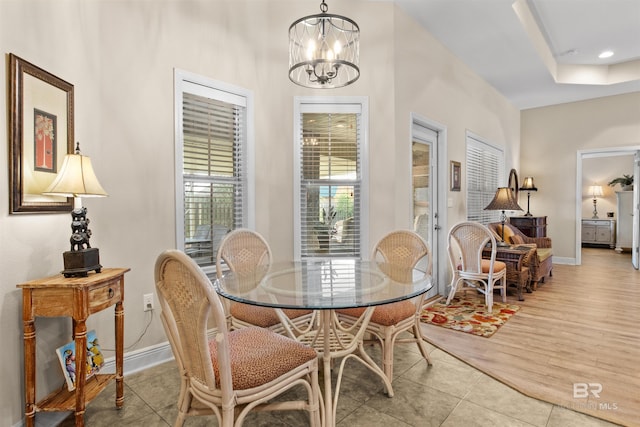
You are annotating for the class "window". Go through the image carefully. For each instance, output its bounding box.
[466,132,504,224]
[294,98,368,260]
[175,70,253,271]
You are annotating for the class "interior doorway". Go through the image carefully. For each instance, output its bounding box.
[576,146,640,268]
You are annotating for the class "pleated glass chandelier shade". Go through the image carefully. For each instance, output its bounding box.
[289,1,360,89]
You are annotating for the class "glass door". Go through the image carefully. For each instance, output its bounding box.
[412,123,438,296]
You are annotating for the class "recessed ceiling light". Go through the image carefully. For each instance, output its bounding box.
[598,50,614,59]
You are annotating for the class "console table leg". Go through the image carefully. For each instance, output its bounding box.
[74,320,88,427]
[24,320,36,427]
[115,299,124,408]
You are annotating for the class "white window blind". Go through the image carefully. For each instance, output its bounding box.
[466,134,504,224]
[296,102,365,259]
[176,76,251,269]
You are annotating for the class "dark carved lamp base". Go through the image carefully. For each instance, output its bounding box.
[62,248,102,278]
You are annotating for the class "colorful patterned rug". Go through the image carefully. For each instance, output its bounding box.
[420,296,520,337]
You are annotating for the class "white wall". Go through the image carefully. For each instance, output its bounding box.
[0,1,519,425]
[521,93,640,261]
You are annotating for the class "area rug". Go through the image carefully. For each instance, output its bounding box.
[421,296,520,337]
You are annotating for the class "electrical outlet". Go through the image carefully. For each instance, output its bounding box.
[143,293,154,311]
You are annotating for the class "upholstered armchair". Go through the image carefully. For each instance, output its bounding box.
[488,222,553,289]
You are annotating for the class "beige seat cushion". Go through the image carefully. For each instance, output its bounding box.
[537,248,553,262]
[337,300,416,326]
[209,327,316,390]
[230,302,311,328]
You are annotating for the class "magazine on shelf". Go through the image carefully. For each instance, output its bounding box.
[55,329,105,391]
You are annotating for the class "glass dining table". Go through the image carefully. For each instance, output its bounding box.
[213,258,432,427]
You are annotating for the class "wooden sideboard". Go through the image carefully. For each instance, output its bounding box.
[17,268,129,427]
[509,216,547,238]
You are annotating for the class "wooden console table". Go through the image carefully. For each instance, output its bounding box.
[509,216,547,238]
[17,268,129,427]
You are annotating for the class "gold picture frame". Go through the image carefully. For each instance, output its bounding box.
[9,53,74,214]
[450,161,461,191]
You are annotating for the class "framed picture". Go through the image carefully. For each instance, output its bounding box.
[450,161,461,191]
[9,53,74,214]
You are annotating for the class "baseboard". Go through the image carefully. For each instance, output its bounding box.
[552,257,575,265]
[100,341,175,375]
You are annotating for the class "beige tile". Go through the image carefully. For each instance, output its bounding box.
[441,400,536,427]
[546,405,622,427]
[58,383,157,427]
[364,376,460,426]
[126,366,183,412]
[401,352,484,399]
[428,347,479,370]
[337,405,413,427]
[464,375,553,427]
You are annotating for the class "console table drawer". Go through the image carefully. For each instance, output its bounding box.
[88,280,122,312]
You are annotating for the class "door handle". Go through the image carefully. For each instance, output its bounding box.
[434,225,442,230]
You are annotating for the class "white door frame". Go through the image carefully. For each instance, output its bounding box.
[410,113,448,296]
[575,145,640,265]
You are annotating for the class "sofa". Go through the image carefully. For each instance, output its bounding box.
[489,221,553,289]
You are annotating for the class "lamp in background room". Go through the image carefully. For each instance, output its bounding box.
[519,176,538,216]
[484,187,523,246]
[43,142,108,277]
[589,185,603,219]
[289,0,360,88]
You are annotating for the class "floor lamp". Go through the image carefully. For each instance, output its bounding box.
[519,177,537,216]
[484,187,523,246]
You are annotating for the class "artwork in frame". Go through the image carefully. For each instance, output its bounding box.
[9,53,74,214]
[450,161,461,191]
[55,329,105,392]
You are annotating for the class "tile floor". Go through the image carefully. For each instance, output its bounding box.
[60,340,620,426]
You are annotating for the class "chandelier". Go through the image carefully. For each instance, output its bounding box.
[289,0,360,89]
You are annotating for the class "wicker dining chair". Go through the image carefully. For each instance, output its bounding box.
[446,221,507,313]
[336,230,433,381]
[155,250,321,427]
[216,229,315,336]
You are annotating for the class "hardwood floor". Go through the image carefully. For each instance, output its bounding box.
[421,247,640,427]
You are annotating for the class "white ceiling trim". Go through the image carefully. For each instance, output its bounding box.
[514,0,640,86]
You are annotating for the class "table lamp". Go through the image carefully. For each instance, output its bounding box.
[484,187,523,246]
[519,177,538,216]
[589,185,603,219]
[43,142,108,277]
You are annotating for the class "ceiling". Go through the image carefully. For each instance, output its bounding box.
[389,0,640,110]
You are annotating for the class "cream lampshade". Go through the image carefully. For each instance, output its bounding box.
[519,177,538,216]
[43,142,108,277]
